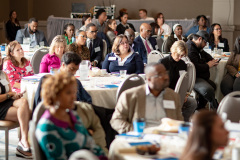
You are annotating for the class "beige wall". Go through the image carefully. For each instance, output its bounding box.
[32,0,213,20]
[0,0,10,22]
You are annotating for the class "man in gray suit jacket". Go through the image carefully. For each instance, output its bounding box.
[111,63,183,134]
[15,17,48,47]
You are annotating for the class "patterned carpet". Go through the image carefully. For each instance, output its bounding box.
[0,128,27,160]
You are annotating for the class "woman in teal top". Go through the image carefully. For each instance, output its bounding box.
[63,23,75,45]
[36,72,106,160]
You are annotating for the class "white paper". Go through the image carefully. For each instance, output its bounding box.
[0,79,9,86]
[94,47,101,52]
[108,57,117,61]
[218,43,224,48]
[163,100,176,109]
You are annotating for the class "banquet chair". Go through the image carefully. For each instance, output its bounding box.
[156,36,164,52]
[116,74,145,101]
[0,120,19,160]
[29,101,47,160]
[217,91,240,123]
[148,50,164,64]
[30,48,49,74]
[174,71,189,106]
[69,149,98,160]
[161,39,168,54]
[181,56,191,62]
[102,39,108,61]
[186,61,196,93]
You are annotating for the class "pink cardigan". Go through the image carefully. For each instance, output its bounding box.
[39,53,61,73]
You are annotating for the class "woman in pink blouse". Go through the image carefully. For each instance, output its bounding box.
[3,41,34,93]
[39,35,67,73]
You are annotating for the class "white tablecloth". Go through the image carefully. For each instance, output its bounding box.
[21,75,123,110]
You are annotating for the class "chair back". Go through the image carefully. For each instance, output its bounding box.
[186,61,196,93]
[30,48,49,74]
[116,74,145,101]
[156,37,164,52]
[174,71,189,106]
[217,91,240,123]
[69,149,98,160]
[29,101,47,160]
[161,39,168,54]
[181,56,191,62]
[148,50,164,64]
[102,39,108,61]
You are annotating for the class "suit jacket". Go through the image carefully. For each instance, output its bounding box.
[134,36,157,64]
[110,85,183,134]
[89,37,103,66]
[226,52,240,77]
[15,27,48,46]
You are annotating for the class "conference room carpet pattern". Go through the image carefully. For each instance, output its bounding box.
[0,128,26,160]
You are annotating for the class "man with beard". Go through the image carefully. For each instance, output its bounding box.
[134,23,158,64]
[186,30,219,110]
[15,17,48,47]
[110,63,183,134]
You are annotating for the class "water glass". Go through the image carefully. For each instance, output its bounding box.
[120,70,127,78]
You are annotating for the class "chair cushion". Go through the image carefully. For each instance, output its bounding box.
[0,120,19,128]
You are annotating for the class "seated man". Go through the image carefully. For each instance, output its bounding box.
[139,9,154,21]
[124,28,141,54]
[86,23,103,67]
[186,30,219,110]
[91,9,107,33]
[15,17,48,47]
[33,52,108,153]
[134,23,158,64]
[110,63,183,134]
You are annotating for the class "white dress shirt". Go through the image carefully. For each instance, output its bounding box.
[158,23,172,36]
[114,51,133,66]
[145,84,166,128]
[140,35,154,52]
[30,33,37,47]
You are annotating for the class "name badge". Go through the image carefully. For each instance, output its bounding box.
[26,65,32,73]
[155,45,159,50]
[108,57,116,61]
[163,100,176,109]
[0,79,9,86]
[95,47,101,52]
[218,43,224,48]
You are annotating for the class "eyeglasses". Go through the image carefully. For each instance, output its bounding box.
[145,30,152,33]
[89,30,98,34]
[79,35,87,38]
[151,71,169,79]
[214,28,222,31]
[125,34,134,38]
[177,54,186,58]
[120,41,129,45]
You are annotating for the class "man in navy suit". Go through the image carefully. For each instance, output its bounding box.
[124,28,141,54]
[86,23,103,67]
[134,23,158,64]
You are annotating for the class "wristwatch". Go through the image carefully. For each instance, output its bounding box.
[6,94,10,99]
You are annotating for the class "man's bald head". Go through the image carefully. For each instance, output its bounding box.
[124,28,135,45]
[140,23,152,39]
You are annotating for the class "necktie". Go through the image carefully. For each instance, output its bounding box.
[89,40,93,53]
[145,40,151,54]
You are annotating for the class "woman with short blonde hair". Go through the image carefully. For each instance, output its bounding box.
[170,40,188,57]
[102,34,144,74]
[39,35,67,73]
[36,72,106,159]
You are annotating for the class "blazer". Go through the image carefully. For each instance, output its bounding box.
[6,20,21,41]
[209,38,229,52]
[102,52,144,74]
[134,36,158,64]
[165,35,187,53]
[116,23,136,35]
[15,27,48,46]
[89,37,103,66]
[186,39,213,80]
[159,55,187,90]
[226,52,240,77]
[110,85,183,134]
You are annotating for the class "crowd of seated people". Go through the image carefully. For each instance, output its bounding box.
[2,7,239,160]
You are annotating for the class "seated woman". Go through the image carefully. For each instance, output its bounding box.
[6,10,21,42]
[165,24,187,53]
[159,41,197,121]
[180,110,229,160]
[102,35,144,74]
[3,41,34,93]
[39,35,67,73]
[67,30,90,61]
[155,12,172,37]
[185,15,210,37]
[63,23,75,45]
[221,36,240,96]
[36,72,106,159]
[116,12,135,35]
[80,15,92,31]
[0,52,32,158]
[105,19,117,47]
[209,23,229,52]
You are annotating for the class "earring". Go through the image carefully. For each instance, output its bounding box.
[54,101,60,110]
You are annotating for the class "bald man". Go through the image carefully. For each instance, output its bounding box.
[124,28,142,54]
[110,63,183,134]
[134,23,158,64]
